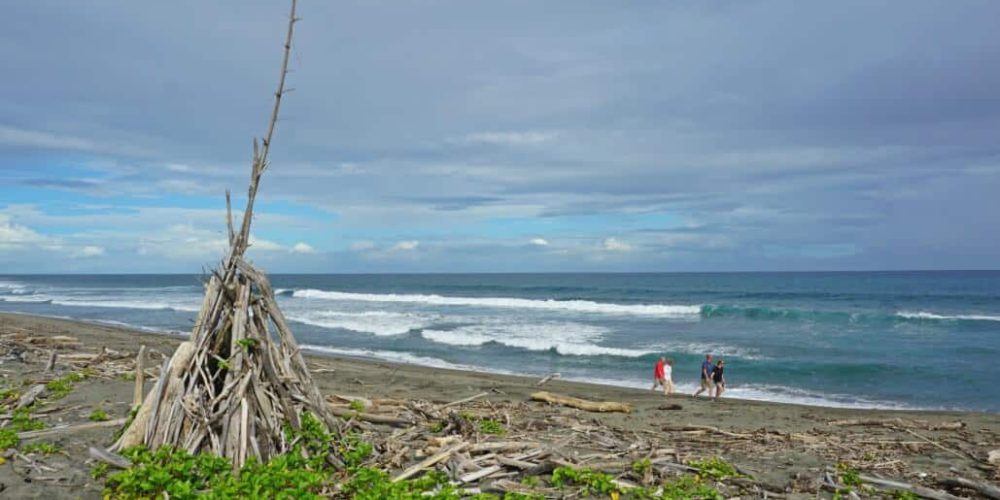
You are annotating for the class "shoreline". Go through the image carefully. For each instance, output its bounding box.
[0,311,987,415]
[1,311,998,498]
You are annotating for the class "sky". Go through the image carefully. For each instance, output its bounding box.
[1,0,999,273]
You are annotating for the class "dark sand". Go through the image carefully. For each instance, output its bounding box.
[0,312,997,498]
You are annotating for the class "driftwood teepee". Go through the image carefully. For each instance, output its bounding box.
[111,0,341,468]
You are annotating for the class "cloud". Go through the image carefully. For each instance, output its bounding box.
[392,240,420,251]
[0,214,57,250]
[74,245,105,258]
[462,130,560,146]
[350,240,376,251]
[291,242,316,254]
[529,238,549,246]
[601,237,632,252]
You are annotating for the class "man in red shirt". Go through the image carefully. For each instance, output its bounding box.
[651,356,670,395]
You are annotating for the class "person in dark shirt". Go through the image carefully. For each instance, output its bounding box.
[693,353,715,397]
[713,359,726,400]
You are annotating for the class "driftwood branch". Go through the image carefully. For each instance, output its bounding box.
[530,391,631,413]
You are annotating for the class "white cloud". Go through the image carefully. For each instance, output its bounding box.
[291,242,316,254]
[601,237,632,252]
[529,238,549,246]
[0,214,56,249]
[74,245,106,258]
[462,130,560,146]
[350,240,377,251]
[392,240,420,251]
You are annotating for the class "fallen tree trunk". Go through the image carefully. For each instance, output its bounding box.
[530,391,631,413]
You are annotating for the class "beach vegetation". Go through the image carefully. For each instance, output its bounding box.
[0,387,19,401]
[551,466,619,496]
[520,475,541,487]
[10,407,46,431]
[429,420,445,433]
[632,458,653,475]
[477,418,506,435]
[45,371,86,400]
[688,456,740,480]
[23,441,59,455]
[833,463,866,499]
[236,338,258,351]
[0,429,18,450]
[550,465,723,500]
[89,406,110,422]
[0,407,47,449]
[892,490,919,500]
[349,399,366,412]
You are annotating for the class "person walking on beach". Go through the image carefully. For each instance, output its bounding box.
[651,356,668,394]
[663,358,675,395]
[713,359,726,400]
[693,353,715,397]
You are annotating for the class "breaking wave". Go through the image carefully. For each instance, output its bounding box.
[289,289,701,318]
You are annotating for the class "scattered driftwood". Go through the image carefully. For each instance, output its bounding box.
[441,392,489,409]
[328,405,412,427]
[828,417,965,431]
[132,345,145,407]
[19,418,127,440]
[535,373,560,386]
[44,351,57,372]
[393,442,469,482]
[16,384,46,410]
[530,391,631,413]
[89,446,132,469]
[857,473,964,500]
[938,476,1000,500]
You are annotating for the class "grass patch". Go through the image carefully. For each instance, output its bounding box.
[0,408,45,450]
[45,372,86,400]
[349,399,366,412]
[551,465,723,500]
[688,457,740,480]
[89,407,110,422]
[23,441,59,455]
[477,418,506,435]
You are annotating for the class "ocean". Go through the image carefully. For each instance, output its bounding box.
[1,272,998,412]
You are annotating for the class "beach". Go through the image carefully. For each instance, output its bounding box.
[1,312,997,498]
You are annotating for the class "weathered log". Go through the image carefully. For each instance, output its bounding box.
[16,384,46,410]
[441,392,489,409]
[132,345,146,407]
[89,446,132,469]
[535,373,560,386]
[394,442,469,482]
[938,477,1000,500]
[113,341,194,450]
[530,391,631,413]
[19,418,127,440]
[44,351,57,372]
[328,405,413,427]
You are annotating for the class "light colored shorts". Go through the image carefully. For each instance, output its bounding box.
[663,380,675,393]
[701,378,713,390]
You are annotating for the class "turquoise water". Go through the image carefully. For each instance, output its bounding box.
[1,272,998,411]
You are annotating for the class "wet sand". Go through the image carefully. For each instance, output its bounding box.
[0,312,997,498]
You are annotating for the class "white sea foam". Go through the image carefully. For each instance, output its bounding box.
[299,344,499,373]
[288,310,433,336]
[0,295,52,303]
[92,319,188,337]
[291,289,701,318]
[651,342,767,361]
[48,298,200,312]
[421,322,652,358]
[566,376,915,410]
[896,310,1000,322]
